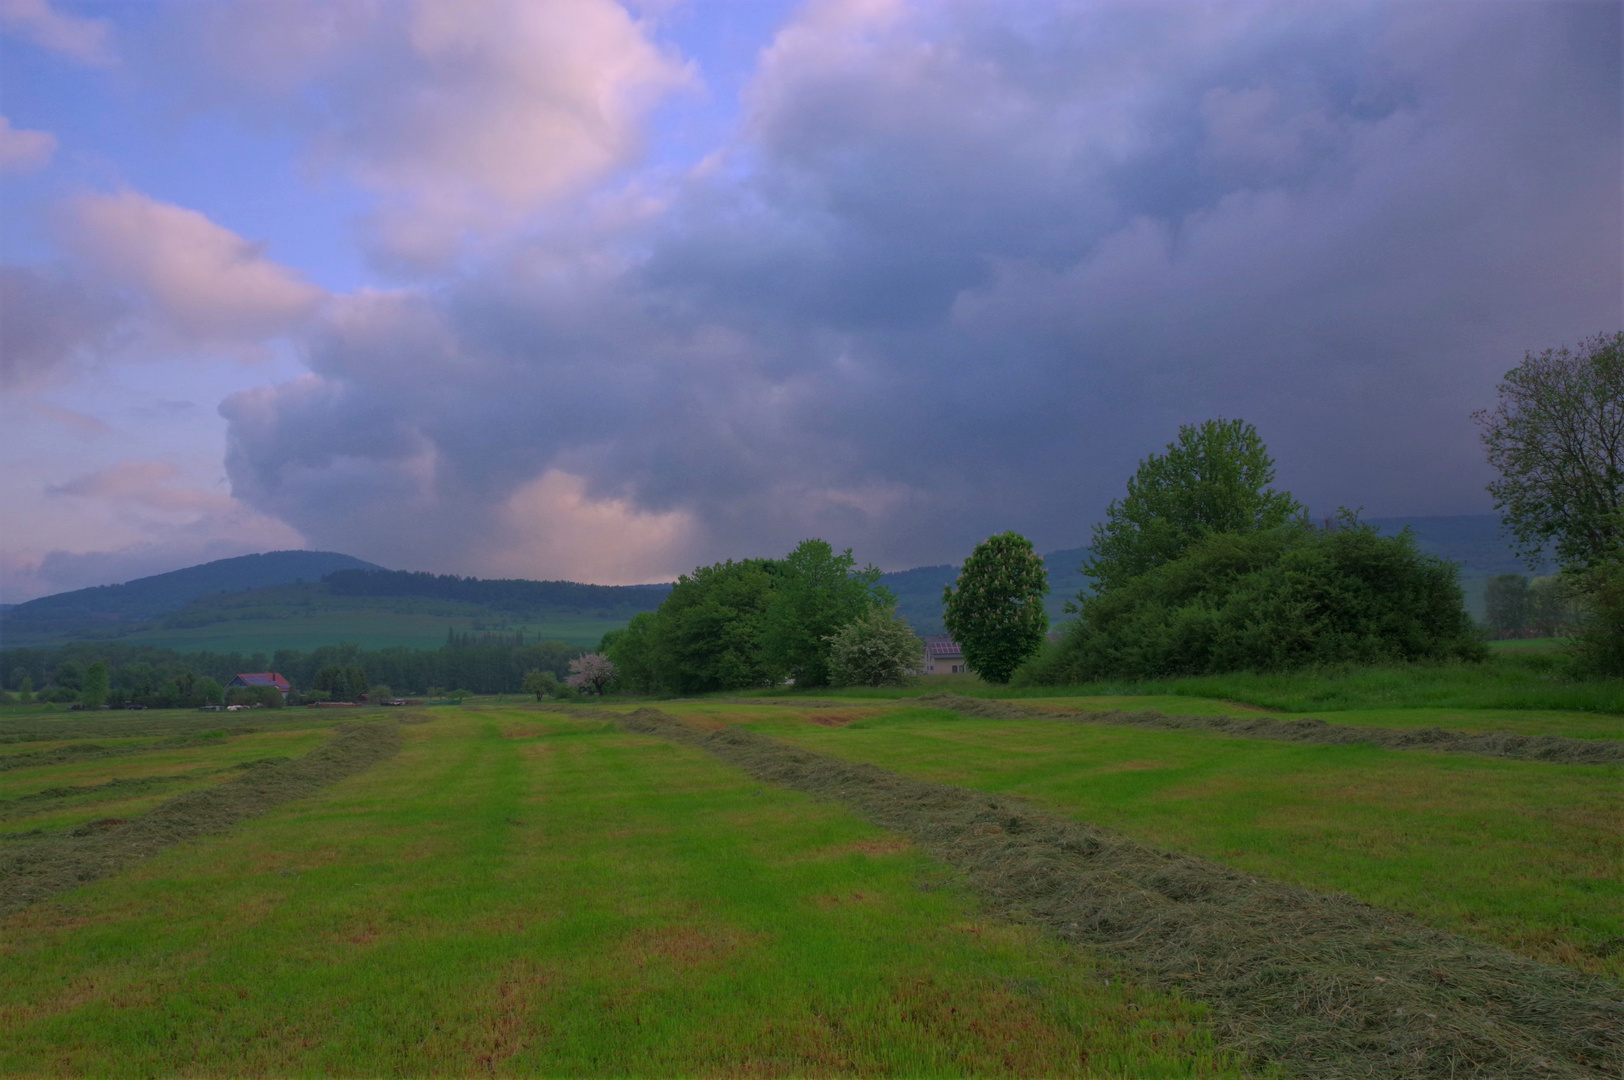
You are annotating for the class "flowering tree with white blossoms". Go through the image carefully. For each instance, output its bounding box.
[565,653,617,696]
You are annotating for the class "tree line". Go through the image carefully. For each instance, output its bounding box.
[0,636,586,707]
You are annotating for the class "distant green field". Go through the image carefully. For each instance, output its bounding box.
[112,610,628,652]
[6,582,634,651]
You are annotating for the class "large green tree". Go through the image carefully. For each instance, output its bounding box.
[942,532,1049,684]
[759,539,891,687]
[615,558,781,694]
[1474,332,1624,571]
[1083,418,1303,593]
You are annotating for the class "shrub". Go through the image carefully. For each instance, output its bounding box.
[827,607,924,687]
[1020,523,1483,683]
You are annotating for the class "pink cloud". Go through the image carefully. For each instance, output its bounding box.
[0,0,113,66]
[182,0,694,268]
[0,115,57,172]
[56,191,324,343]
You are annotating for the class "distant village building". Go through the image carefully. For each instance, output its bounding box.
[228,672,292,699]
[920,636,967,675]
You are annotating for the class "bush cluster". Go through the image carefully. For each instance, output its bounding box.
[1020,524,1484,684]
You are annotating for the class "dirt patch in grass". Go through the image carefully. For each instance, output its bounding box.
[916,693,1624,765]
[0,720,407,919]
[607,706,1623,1080]
[617,924,757,971]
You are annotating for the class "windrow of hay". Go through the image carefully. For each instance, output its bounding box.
[606,706,1623,1080]
[0,733,242,773]
[0,719,407,918]
[913,693,1624,765]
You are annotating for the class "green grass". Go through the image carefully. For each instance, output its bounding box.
[0,707,1252,1077]
[700,703,1622,980]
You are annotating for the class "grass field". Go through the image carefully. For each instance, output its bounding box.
[3,687,1618,1076]
[0,705,1253,1077]
[647,699,1621,980]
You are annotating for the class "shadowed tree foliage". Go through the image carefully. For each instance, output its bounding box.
[1021,521,1484,683]
[942,532,1049,684]
[1083,419,1304,594]
[1474,332,1624,571]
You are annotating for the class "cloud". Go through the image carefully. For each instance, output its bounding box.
[0,115,57,172]
[55,191,324,343]
[178,0,693,269]
[2,458,307,603]
[0,0,113,65]
[0,265,124,391]
[188,0,1614,581]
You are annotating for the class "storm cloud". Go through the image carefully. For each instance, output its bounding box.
[212,0,1620,581]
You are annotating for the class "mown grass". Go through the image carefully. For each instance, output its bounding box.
[0,708,1254,1077]
[661,702,1623,979]
[0,726,332,839]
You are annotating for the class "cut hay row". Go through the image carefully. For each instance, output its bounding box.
[605,705,1623,1080]
[914,693,1624,765]
[0,733,237,773]
[0,719,408,918]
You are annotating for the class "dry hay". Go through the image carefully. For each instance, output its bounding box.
[608,706,1623,1080]
[913,693,1624,766]
[0,720,406,918]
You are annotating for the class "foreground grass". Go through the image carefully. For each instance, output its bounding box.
[0,708,1250,1077]
[655,702,1623,979]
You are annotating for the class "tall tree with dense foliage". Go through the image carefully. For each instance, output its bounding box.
[607,559,781,694]
[80,661,109,709]
[942,532,1049,684]
[1083,419,1304,593]
[1474,333,1624,572]
[826,606,924,687]
[760,539,891,686]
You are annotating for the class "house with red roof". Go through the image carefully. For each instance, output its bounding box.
[227,672,292,699]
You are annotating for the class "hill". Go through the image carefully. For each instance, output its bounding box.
[0,551,385,644]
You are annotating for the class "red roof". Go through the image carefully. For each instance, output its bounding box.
[229,672,291,690]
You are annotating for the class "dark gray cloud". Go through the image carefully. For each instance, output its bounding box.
[220,0,1623,579]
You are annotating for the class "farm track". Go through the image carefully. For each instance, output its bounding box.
[913,693,1624,764]
[0,719,409,918]
[598,705,1623,1080]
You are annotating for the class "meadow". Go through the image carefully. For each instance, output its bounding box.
[1,682,1618,1077]
[1,704,1251,1077]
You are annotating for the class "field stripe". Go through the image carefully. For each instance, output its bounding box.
[0,719,409,918]
[606,706,1623,1080]
[914,693,1624,764]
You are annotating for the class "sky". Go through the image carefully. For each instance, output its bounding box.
[1,0,1620,603]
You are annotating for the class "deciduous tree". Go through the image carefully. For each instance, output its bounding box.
[760,539,891,687]
[565,653,616,696]
[1475,333,1624,571]
[942,532,1049,684]
[1083,419,1303,593]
